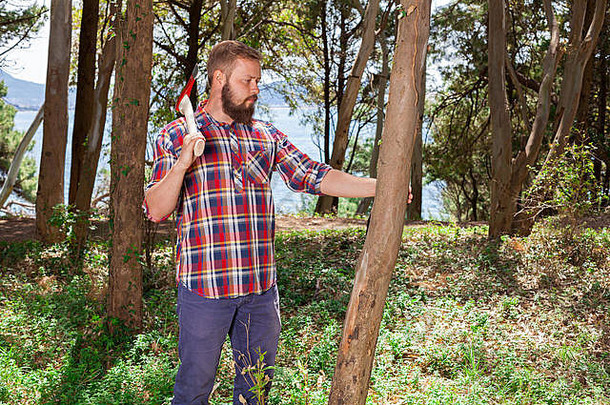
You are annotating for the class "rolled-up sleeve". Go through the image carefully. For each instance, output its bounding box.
[142,130,178,221]
[271,127,331,195]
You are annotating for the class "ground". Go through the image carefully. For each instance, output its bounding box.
[1,212,607,242]
[0,215,369,242]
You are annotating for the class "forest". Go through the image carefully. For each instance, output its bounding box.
[0,0,609,404]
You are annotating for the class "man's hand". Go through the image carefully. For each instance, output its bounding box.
[408,186,413,204]
[145,131,205,222]
[176,132,206,170]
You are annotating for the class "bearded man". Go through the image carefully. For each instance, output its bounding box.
[144,41,378,405]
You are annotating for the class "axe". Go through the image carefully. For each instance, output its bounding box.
[176,65,205,157]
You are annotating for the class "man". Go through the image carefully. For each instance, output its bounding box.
[144,41,379,404]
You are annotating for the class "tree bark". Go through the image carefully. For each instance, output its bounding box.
[68,0,99,206]
[545,0,607,163]
[488,0,513,238]
[186,0,204,106]
[72,36,117,252]
[574,0,597,142]
[316,0,380,215]
[489,0,561,237]
[328,2,431,404]
[36,0,71,243]
[0,104,44,208]
[220,0,237,40]
[108,0,153,331]
[597,24,608,190]
[322,0,331,164]
[356,33,390,216]
[407,53,426,221]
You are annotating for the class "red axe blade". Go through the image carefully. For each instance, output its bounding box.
[176,65,204,157]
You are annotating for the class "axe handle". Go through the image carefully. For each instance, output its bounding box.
[180,97,205,157]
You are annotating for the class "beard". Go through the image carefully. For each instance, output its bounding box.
[221,83,257,124]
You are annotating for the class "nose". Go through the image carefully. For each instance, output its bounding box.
[251,80,259,95]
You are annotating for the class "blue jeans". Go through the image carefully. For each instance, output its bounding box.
[172,283,281,405]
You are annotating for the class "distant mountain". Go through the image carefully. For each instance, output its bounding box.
[259,82,289,107]
[0,69,301,111]
[257,81,308,108]
[0,69,76,111]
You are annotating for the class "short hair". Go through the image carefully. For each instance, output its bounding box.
[207,41,262,87]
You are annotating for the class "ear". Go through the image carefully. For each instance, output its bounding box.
[214,69,226,86]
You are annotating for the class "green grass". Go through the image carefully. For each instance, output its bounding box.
[0,218,609,404]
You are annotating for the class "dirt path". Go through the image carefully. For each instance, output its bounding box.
[0,215,370,243]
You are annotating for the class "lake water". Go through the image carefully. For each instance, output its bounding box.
[12,107,443,219]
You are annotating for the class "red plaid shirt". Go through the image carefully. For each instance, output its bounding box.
[144,100,331,298]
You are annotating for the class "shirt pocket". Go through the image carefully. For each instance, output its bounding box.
[244,147,273,185]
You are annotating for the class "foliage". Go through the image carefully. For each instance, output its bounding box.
[524,143,604,219]
[236,348,274,405]
[1,220,609,403]
[0,81,37,202]
[0,1,47,66]
[425,0,565,222]
[425,0,492,221]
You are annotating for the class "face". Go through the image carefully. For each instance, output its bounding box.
[220,58,261,124]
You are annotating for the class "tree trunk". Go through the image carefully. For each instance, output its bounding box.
[316,0,380,215]
[488,0,513,239]
[356,33,390,216]
[68,0,99,206]
[490,0,561,237]
[407,54,426,221]
[545,0,607,163]
[328,2,431,404]
[220,0,237,40]
[72,36,117,252]
[186,0,204,107]
[574,0,596,144]
[597,25,607,190]
[36,0,71,243]
[108,0,153,331]
[574,55,594,143]
[322,0,331,165]
[0,104,44,208]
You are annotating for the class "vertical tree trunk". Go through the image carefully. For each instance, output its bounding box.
[72,36,117,252]
[488,0,513,239]
[356,33,390,216]
[407,54,426,221]
[36,0,72,243]
[316,0,380,215]
[574,0,597,143]
[186,0,204,107]
[0,105,44,208]
[545,0,607,163]
[509,0,560,235]
[597,27,608,190]
[220,0,237,40]
[328,2,431,404]
[108,0,153,331]
[321,0,331,164]
[68,0,99,206]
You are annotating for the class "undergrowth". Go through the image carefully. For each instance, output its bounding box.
[0,217,608,404]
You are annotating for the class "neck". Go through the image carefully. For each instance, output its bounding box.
[204,92,233,124]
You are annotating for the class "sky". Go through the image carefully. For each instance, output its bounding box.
[1,0,51,84]
[2,0,452,85]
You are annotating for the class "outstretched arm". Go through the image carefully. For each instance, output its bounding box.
[319,169,376,198]
[319,169,413,202]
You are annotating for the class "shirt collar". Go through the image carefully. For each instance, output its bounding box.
[196,99,230,128]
